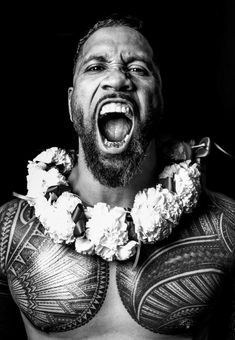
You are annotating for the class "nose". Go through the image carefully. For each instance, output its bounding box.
[101,68,134,92]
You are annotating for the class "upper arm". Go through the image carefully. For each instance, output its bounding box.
[198,191,235,339]
[228,260,235,339]
[0,201,11,276]
[0,200,27,339]
[213,192,235,338]
[207,190,235,253]
[0,275,27,339]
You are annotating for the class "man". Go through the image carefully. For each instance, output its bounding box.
[0,14,234,340]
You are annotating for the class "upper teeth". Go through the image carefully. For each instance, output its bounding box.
[99,103,131,117]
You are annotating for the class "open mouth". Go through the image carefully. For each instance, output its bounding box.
[97,102,134,151]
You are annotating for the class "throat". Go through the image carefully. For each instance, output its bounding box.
[71,169,137,208]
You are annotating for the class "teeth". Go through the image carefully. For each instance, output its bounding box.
[104,134,129,148]
[100,103,131,117]
[124,134,129,142]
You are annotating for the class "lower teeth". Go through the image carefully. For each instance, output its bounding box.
[104,135,129,148]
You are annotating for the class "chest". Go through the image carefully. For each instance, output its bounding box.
[5,211,232,336]
[117,234,230,334]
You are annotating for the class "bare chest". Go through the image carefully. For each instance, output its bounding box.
[3,200,234,338]
[6,233,231,337]
[22,263,189,340]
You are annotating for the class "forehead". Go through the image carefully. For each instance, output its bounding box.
[81,26,154,60]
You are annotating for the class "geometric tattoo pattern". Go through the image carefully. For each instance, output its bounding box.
[117,194,235,335]
[1,199,109,332]
[1,192,235,335]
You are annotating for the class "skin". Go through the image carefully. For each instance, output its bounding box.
[67,26,161,208]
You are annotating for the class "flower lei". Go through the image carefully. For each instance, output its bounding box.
[14,147,201,262]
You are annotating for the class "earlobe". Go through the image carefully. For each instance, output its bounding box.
[68,87,73,122]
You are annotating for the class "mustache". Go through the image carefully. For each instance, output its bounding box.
[94,93,138,115]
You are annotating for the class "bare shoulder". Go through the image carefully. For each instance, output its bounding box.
[0,198,29,222]
[0,199,29,339]
[0,198,32,237]
[202,190,235,253]
[206,189,235,212]
[0,198,23,252]
[0,198,34,275]
[206,190,235,223]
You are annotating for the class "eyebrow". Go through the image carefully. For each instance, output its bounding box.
[81,53,155,71]
[81,54,110,66]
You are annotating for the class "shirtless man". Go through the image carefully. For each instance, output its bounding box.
[0,14,234,340]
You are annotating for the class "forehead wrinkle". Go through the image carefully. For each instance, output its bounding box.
[81,50,153,67]
[82,54,109,65]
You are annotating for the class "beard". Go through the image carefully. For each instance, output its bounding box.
[71,102,157,188]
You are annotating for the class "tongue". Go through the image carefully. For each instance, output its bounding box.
[102,117,131,142]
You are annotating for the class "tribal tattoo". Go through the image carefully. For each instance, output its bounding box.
[116,193,235,336]
[0,199,109,332]
[0,192,235,337]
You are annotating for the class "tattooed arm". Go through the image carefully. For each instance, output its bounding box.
[228,261,235,340]
[0,275,27,339]
[207,191,235,340]
[0,200,27,339]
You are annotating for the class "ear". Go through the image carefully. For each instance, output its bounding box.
[194,137,211,158]
[68,87,73,122]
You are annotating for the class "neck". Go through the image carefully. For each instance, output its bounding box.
[69,140,158,208]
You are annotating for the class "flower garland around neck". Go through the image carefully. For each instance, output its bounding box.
[14,146,201,263]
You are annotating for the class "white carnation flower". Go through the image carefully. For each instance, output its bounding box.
[42,205,75,243]
[55,192,81,213]
[116,240,138,261]
[95,245,116,262]
[85,203,129,261]
[45,168,67,188]
[26,162,67,199]
[174,161,201,212]
[33,196,75,244]
[33,196,50,220]
[33,147,59,163]
[159,163,180,179]
[54,149,74,173]
[75,238,95,255]
[26,162,48,198]
[33,147,74,173]
[131,185,183,243]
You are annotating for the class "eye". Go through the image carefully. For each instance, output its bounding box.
[128,65,148,76]
[85,64,105,72]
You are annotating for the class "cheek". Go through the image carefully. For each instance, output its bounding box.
[72,77,90,103]
[73,86,85,108]
[139,86,159,113]
[73,79,99,115]
[148,81,160,108]
[152,93,159,110]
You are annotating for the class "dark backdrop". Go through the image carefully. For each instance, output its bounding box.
[1,1,234,205]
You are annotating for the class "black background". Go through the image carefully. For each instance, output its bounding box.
[1,0,235,205]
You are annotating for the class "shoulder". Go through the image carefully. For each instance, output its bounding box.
[205,190,235,217]
[0,198,23,218]
[0,198,32,234]
[197,190,235,254]
[0,198,33,275]
[0,198,22,238]
[203,189,235,226]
